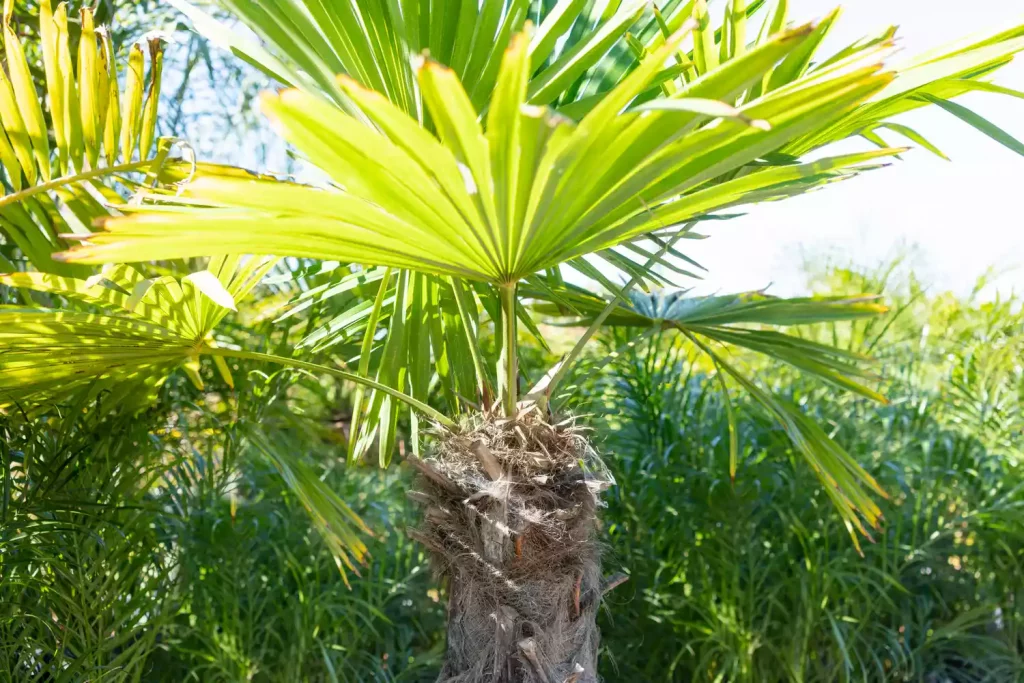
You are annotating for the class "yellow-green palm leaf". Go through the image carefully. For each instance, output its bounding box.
[0,257,273,409]
[0,2,166,275]
[61,25,899,280]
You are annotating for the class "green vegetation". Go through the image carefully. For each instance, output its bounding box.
[0,0,1022,680]
[587,267,1024,681]
[2,264,1021,681]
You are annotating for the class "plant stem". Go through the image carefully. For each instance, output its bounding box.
[0,159,153,209]
[206,346,456,429]
[499,282,518,416]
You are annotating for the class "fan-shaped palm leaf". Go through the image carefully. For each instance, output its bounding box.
[0,256,453,426]
[169,0,662,116]
[58,2,1024,277]
[59,25,900,280]
[531,283,892,545]
[0,257,272,409]
[0,1,166,274]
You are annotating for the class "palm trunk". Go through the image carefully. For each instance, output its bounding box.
[409,414,613,682]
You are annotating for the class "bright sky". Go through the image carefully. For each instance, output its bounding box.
[686,0,1024,299]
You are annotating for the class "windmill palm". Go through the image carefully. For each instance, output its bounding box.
[3,0,1024,680]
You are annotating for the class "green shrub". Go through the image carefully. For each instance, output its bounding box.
[583,268,1024,681]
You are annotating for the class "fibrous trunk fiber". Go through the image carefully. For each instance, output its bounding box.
[408,413,614,683]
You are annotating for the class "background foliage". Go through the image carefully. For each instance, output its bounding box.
[2,261,1021,682]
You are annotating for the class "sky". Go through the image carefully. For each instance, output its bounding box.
[684,0,1024,299]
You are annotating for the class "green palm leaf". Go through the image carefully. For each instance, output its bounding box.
[59,10,1024,278]
[169,0,658,115]
[60,24,896,280]
[532,283,891,544]
[0,256,454,426]
[0,2,167,275]
[0,257,273,409]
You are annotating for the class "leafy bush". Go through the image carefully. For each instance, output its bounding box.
[584,267,1024,681]
[0,359,445,682]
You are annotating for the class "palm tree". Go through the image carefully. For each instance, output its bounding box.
[2,1,1023,679]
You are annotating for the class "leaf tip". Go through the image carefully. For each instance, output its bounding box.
[418,55,453,79]
[335,73,364,95]
[258,89,286,115]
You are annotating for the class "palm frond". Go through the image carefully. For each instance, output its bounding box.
[0,2,167,274]
[60,5,1024,279]
[61,24,900,280]
[533,283,891,542]
[247,427,371,579]
[169,0,656,116]
[0,257,273,410]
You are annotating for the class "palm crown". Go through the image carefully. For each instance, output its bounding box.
[2,0,1024,576]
